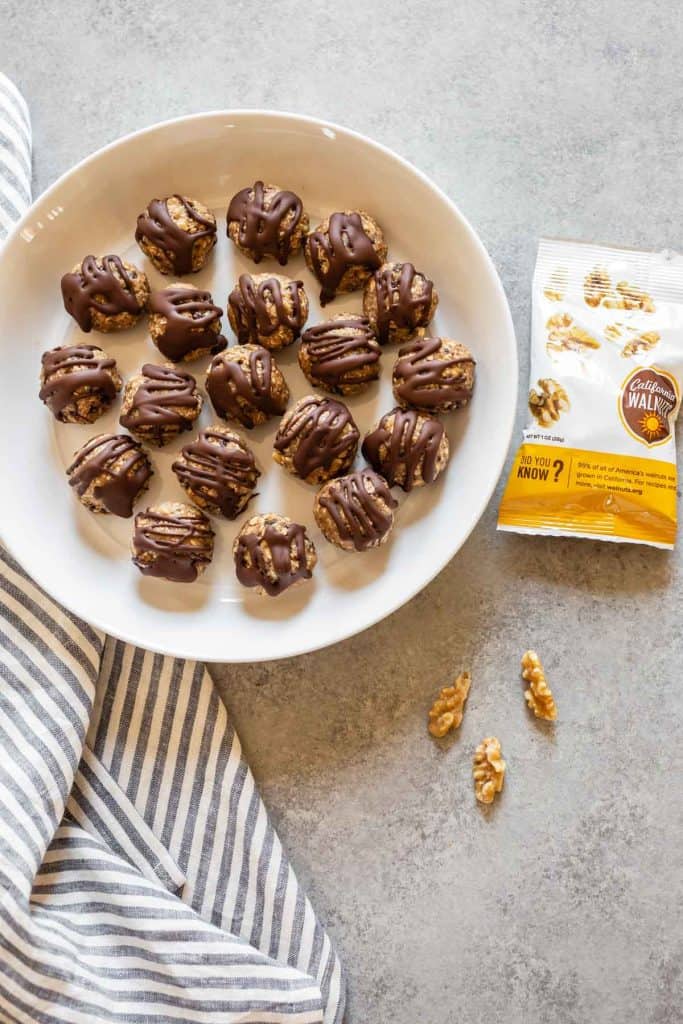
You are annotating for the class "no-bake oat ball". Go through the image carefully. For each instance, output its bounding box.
[272,395,360,485]
[362,408,449,492]
[392,336,476,414]
[314,468,398,552]
[119,363,202,447]
[305,210,388,305]
[206,344,289,429]
[135,194,217,275]
[148,284,227,362]
[233,512,317,597]
[61,254,149,333]
[172,424,260,520]
[67,433,152,518]
[363,261,438,345]
[39,344,122,423]
[227,273,308,350]
[298,314,381,395]
[226,180,309,265]
[132,501,214,583]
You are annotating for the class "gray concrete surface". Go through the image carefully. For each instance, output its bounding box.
[3,2,682,1020]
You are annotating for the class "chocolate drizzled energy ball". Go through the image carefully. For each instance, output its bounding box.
[67,433,153,518]
[39,344,122,423]
[207,344,289,429]
[362,408,449,491]
[273,395,360,485]
[136,195,217,275]
[172,425,260,519]
[120,363,202,446]
[227,180,309,265]
[314,469,398,552]
[363,262,438,345]
[61,255,149,333]
[233,513,317,597]
[148,284,227,362]
[299,314,381,395]
[132,502,214,583]
[305,210,388,306]
[228,273,308,350]
[393,336,476,414]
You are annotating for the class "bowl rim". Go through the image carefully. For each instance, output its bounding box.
[0,108,517,660]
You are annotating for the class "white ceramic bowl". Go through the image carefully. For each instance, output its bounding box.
[0,111,516,662]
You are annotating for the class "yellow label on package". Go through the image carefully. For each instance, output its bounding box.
[498,239,683,549]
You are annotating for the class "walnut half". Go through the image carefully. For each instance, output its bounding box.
[521,649,557,721]
[473,737,506,804]
[428,670,471,737]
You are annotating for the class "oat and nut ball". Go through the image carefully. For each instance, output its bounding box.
[172,424,260,520]
[227,273,308,350]
[61,254,150,333]
[363,261,438,345]
[119,363,202,447]
[233,512,317,597]
[362,408,449,492]
[392,336,476,414]
[67,433,153,518]
[39,344,122,424]
[314,468,398,552]
[132,501,214,583]
[298,314,381,395]
[305,210,388,305]
[148,284,227,362]
[226,180,309,265]
[135,194,217,275]
[206,344,289,429]
[272,395,360,485]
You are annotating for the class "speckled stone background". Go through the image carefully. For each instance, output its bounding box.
[3,2,682,1021]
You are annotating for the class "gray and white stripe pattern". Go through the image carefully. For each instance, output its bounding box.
[0,74,31,240]
[0,76,344,1024]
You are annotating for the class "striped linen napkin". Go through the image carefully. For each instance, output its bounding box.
[0,73,344,1024]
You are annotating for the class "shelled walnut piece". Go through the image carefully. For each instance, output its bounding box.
[546,313,600,354]
[528,378,570,426]
[521,650,557,721]
[583,267,612,307]
[604,281,655,312]
[543,266,568,302]
[472,737,505,805]
[621,331,660,358]
[427,670,471,737]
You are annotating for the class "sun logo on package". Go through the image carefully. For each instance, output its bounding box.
[618,366,680,447]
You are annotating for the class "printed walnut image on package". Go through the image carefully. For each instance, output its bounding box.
[499,239,683,548]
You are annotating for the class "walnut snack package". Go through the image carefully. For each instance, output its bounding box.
[498,239,683,548]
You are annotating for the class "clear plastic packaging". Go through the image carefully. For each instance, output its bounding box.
[498,238,683,548]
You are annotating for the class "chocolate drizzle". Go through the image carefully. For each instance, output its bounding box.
[60,255,142,332]
[40,345,119,421]
[362,408,445,491]
[393,337,475,410]
[67,434,152,518]
[173,428,260,519]
[373,263,434,344]
[301,317,380,390]
[318,470,397,551]
[136,196,216,275]
[228,274,305,343]
[207,346,287,428]
[227,181,303,264]
[234,520,313,596]
[307,212,382,305]
[120,364,200,440]
[133,507,214,582]
[274,397,359,480]
[149,286,226,361]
